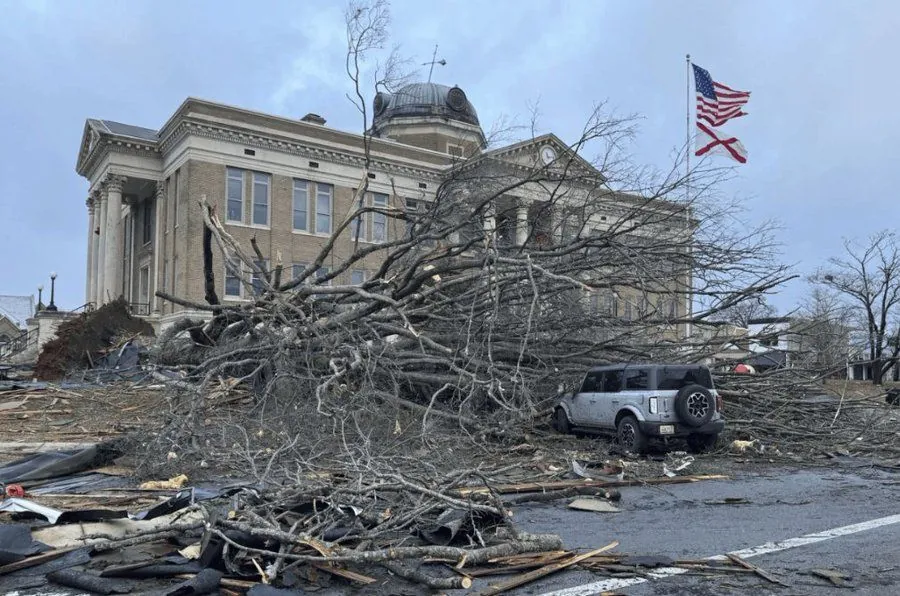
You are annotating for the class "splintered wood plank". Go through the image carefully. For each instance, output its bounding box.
[726,553,788,586]
[473,542,619,596]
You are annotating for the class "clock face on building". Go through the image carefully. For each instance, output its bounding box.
[540,145,557,165]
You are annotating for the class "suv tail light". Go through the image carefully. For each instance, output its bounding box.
[715,394,723,412]
[649,397,658,414]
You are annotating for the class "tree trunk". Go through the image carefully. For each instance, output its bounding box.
[873,357,884,385]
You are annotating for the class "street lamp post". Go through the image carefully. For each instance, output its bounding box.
[46,272,58,312]
[36,285,44,313]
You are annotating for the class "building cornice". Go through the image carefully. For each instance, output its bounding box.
[160,118,445,182]
[78,136,161,181]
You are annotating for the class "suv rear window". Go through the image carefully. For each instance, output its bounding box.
[656,366,714,390]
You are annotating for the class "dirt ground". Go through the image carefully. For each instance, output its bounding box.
[0,384,168,453]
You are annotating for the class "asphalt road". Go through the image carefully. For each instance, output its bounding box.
[494,462,900,595]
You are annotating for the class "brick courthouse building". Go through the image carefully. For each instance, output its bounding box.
[76,82,689,332]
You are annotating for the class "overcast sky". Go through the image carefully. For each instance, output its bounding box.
[1,0,897,312]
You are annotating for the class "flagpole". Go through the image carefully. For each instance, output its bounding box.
[686,53,691,201]
[685,54,693,340]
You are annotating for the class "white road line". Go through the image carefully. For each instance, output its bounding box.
[538,513,900,596]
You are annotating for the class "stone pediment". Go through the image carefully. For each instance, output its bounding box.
[76,119,160,179]
[479,133,607,183]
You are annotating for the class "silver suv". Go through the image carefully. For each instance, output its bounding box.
[554,363,725,453]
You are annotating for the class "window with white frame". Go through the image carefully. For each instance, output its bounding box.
[371,192,388,243]
[139,265,150,302]
[142,202,152,245]
[226,168,243,223]
[350,195,366,241]
[224,257,242,297]
[251,260,269,296]
[405,198,419,239]
[315,266,331,286]
[292,180,308,231]
[291,262,308,282]
[351,269,366,285]
[252,173,269,226]
[316,184,333,234]
[291,262,330,287]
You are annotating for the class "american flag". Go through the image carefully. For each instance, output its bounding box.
[692,64,750,127]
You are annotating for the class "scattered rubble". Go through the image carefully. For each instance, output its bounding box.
[0,436,744,595]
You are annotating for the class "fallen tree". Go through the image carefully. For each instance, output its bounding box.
[149,0,792,469]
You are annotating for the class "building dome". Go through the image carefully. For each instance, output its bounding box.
[373,83,480,128]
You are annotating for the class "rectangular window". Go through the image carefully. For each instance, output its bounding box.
[657,366,714,390]
[251,260,268,296]
[448,144,463,157]
[372,192,388,243]
[405,198,418,239]
[351,269,366,285]
[226,167,243,223]
[602,370,623,392]
[606,292,618,316]
[142,202,152,245]
[292,180,308,231]
[225,258,241,297]
[252,173,269,226]
[350,195,365,241]
[292,262,308,282]
[315,266,331,286]
[315,184,332,234]
[139,266,150,302]
[580,372,603,393]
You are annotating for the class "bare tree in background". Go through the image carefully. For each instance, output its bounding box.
[793,284,851,374]
[711,295,777,328]
[814,231,900,384]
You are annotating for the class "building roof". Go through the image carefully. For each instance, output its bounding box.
[0,295,35,329]
[373,83,480,127]
[92,119,159,142]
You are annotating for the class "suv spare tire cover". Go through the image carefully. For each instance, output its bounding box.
[675,384,715,427]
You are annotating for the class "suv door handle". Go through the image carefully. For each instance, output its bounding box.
[610,399,620,404]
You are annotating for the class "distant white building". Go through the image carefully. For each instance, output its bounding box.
[0,294,35,345]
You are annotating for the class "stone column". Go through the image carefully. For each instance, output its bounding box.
[515,200,529,246]
[152,180,166,314]
[96,189,108,304]
[102,174,127,302]
[90,190,101,306]
[85,197,95,304]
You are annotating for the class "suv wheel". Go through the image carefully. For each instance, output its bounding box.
[675,384,716,427]
[617,415,647,454]
[554,407,571,434]
[687,433,719,453]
